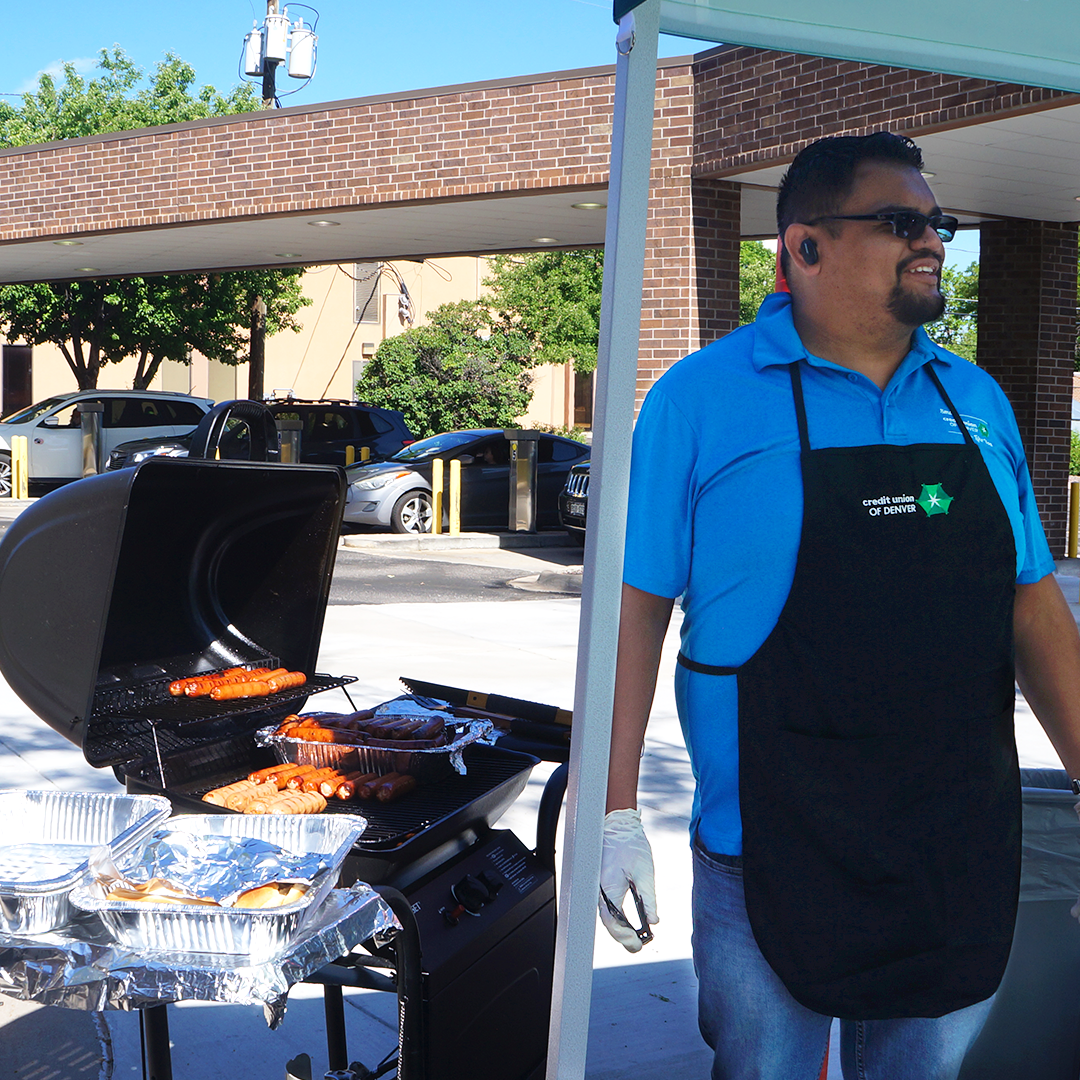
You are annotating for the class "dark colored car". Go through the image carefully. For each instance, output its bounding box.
[558,461,589,543]
[106,398,413,471]
[344,429,590,532]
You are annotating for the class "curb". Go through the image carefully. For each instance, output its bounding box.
[340,531,577,552]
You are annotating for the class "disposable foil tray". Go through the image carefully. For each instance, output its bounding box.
[0,790,171,935]
[255,718,495,781]
[71,812,367,963]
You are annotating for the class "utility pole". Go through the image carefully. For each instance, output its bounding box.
[261,0,282,108]
[241,1,317,400]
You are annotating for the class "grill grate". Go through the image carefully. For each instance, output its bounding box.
[122,743,534,855]
[84,672,357,769]
[93,671,355,723]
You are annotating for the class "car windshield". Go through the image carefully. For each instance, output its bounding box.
[390,431,492,462]
[1,397,71,423]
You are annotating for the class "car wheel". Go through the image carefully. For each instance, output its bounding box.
[0,452,11,498]
[391,489,433,533]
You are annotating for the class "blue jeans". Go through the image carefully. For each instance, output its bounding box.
[691,841,994,1080]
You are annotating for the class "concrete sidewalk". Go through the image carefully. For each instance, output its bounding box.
[0,533,1076,1079]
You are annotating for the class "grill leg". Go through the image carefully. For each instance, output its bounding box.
[324,984,349,1071]
[140,1005,173,1080]
[375,887,424,1080]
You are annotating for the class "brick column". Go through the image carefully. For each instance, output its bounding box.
[692,179,742,346]
[977,219,1079,553]
[635,177,741,409]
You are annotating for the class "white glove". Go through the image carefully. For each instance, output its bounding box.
[599,807,658,953]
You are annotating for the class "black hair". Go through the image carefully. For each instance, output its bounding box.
[776,132,925,271]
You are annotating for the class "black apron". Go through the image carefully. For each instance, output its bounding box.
[679,362,1021,1020]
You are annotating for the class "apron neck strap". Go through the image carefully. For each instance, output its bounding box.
[790,363,811,453]
[925,363,976,447]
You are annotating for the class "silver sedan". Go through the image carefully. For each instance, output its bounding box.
[343,428,589,533]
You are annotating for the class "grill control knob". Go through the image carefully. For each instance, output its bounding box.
[477,870,505,898]
[450,874,490,915]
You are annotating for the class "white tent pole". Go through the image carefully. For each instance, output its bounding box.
[545,2,660,1078]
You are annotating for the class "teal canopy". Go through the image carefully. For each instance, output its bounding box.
[614,0,1080,92]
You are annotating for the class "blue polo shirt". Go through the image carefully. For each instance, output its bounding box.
[624,292,1055,855]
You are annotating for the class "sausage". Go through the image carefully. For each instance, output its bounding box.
[412,718,446,741]
[266,671,307,693]
[356,772,400,800]
[301,768,340,793]
[202,779,259,806]
[375,774,418,803]
[210,680,272,701]
[335,772,381,800]
[285,765,322,790]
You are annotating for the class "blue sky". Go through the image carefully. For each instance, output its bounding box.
[2,0,978,269]
[1,1,696,104]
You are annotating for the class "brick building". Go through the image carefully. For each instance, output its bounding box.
[0,45,1077,542]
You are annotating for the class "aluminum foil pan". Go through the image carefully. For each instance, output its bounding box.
[0,790,171,935]
[70,813,367,963]
[255,718,495,780]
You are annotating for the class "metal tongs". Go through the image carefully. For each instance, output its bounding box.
[600,881,654,946]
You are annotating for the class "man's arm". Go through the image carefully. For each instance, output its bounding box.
[607,582,676,813]
[1014,573,1080,779]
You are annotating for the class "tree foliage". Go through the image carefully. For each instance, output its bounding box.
[739,241,776,325]
[927,261,979,364]
[0,48,258,146]
[484,250,604,374]
[0,50,307,390]
[356,301,534,438]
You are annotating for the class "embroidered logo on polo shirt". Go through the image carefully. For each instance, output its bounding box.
[916,484,953,517]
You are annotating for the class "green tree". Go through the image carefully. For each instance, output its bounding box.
[740,241,776,325]
[0,48,257,145]
[0,50,307,390]
[356,301,534,438]
[927,261,979,363]
[483,250,604,373]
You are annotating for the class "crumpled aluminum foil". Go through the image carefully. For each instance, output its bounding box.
[121,832,329,905]
[0,883,399,1028]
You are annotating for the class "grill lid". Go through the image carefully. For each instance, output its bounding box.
[0,458,345,761]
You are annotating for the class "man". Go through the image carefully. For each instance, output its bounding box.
[599,132,1080,1080]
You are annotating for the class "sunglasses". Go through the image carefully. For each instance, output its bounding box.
[806,211,959,243]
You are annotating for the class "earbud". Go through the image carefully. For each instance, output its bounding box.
[799,238,819,265]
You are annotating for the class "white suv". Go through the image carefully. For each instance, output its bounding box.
[0,390,214,495]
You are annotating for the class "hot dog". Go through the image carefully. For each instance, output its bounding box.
[210,680,272,701]
[375,774,418,803]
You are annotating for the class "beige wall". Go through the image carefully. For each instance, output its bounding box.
[1,256,579,428]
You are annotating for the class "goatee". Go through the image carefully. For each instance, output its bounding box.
[887,285,946,327]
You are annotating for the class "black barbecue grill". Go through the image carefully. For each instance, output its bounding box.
[0,457,559,1080]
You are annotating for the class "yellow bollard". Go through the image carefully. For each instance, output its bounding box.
[360,446,370,462]
[431,458,443,535]
[345,445,355,467]
[11,435,28,499]
[449,459,461,535]
[1070,479,1080,558]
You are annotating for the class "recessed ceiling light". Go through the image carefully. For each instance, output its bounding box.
[53,240,83,246]
[920,171,936,179]
[275,253,303,258]
[571,202,606,210]
[308,220,340,227]
[532,237,558,244]
[75,267,99,273]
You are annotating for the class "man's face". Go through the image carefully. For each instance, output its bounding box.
[822,160,946,329]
